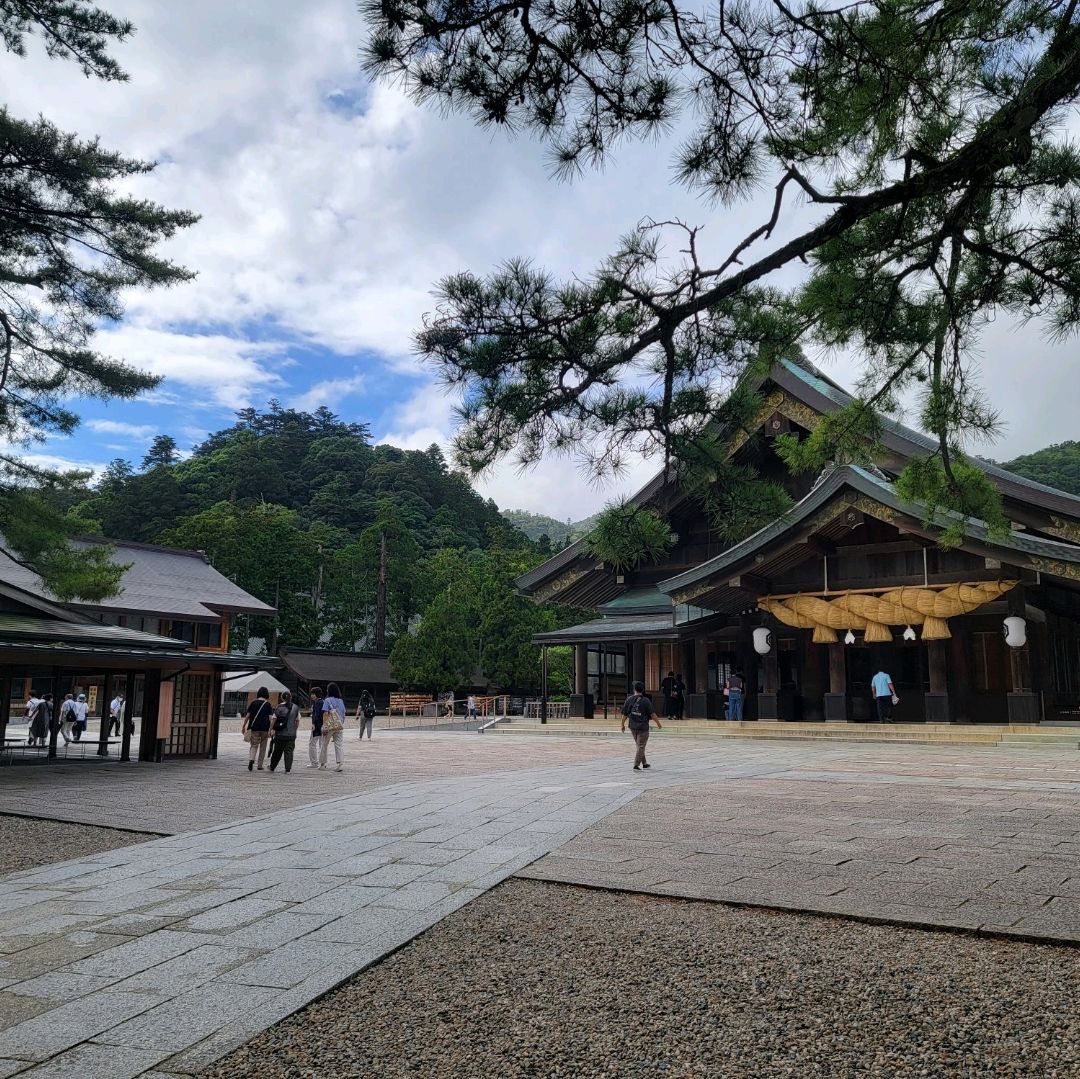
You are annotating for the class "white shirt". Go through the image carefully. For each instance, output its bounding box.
[467,696,477,710]
[110,696,123,717]
[73,701,89,722]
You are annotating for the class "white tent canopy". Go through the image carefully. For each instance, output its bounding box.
[220,670,291,698]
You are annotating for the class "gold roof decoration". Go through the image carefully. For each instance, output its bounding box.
[758,581,1017,643]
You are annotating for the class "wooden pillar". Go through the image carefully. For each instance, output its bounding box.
[758,644,780,720]
[950,625,971,723]
[574,644,588,695]
[97,671,114,757]
[1006,582,1039,724]
[631,642,646,688]
[139,669,162,763]
[120,670,138,762]
[208,669,223,759]
[693,638,708,693]
[924,640,950,722]
[0,672,9,752]
[47,666,62,759]
[824,642,847,721]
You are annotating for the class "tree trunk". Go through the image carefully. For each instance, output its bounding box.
[374,530,388,652]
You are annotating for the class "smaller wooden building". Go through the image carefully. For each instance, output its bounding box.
[278,648,397,711]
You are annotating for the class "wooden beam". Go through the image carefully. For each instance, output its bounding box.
[727,573,771,595]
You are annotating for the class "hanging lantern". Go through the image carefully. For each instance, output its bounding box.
[903,625,916,641]
[753,627,773,655]
[1003,616,1027,648]
[844,630,856,645]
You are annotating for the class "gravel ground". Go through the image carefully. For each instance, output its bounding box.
[0,814,154,875]
[205,879,1080,1079]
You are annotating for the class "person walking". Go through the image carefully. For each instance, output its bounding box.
[269,691,300,773]
[28,692,49,747]
[109,692,125,737]
[319,682,346,772]
[24,693,41,746]
[242,687,274,772]
[620,680,662,771]
[466,693,478,722]
[661,671,677,720]
[356,689,376,741]
[726,669,746,722]
[58,693,76,745]
[674,674,686,720]
[71,693,89,742]
[307,686,324,768]
[871,668,898,723]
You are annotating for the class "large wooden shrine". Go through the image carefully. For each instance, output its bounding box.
[519,357,1080,725]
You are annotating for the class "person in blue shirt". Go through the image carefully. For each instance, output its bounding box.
[871,669,897,723]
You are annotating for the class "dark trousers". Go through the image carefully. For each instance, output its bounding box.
[875,695,893,723]
[630,727,649,767]
[269,738,295,771]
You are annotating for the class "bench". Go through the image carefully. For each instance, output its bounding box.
[388,693,434,717]
[2,737,124,764]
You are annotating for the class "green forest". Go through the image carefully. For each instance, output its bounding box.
[1000,443,1080,497]
[52,404,577,695]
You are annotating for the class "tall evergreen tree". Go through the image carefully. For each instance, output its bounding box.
[0,1,197,596]
[365,0,1080,543]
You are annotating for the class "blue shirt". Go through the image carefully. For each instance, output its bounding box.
[871,672,893,697]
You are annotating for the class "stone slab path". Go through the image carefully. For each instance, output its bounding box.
[0,733,1078,1076]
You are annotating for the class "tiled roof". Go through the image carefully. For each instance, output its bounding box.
[533,614,678,644]
[0,539,275,620]
[659,465,1080,597]
[0,614,186,648]
[278,648,395,685]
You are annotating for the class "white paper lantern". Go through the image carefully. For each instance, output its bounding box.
[1003,616,1027,648]
[753,627,773,655]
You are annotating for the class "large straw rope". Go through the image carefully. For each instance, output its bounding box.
[758,580,1016,643]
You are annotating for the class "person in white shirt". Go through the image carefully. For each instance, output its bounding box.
[71,694,89,742]
[466,694,478,722]
[109,693,124,737]
[58,693,76,744]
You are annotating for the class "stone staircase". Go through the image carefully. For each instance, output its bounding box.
[485,716,1080,749]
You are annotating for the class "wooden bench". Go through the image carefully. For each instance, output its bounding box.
[388,693,434,717]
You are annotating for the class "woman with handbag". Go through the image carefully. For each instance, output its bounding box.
[319,681,346,772]
[242,687,274,772]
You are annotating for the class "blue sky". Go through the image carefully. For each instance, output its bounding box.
[8,1,1079,514]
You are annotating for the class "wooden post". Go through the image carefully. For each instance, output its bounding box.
[0,672,9,753]
[98,672,114,757]
[759,643,780,720]
[631,642,646,688]
[925,640,950,722]
[47,666,62,759]
[824,642,847,721]
[693,638,708,693]
[574,644,588,694]
[120,670,137,762]
[139,669,162,762]
[208,668,223,759]
[1006,582,1039,724]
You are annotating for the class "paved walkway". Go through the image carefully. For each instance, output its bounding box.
[0,734,1077,1076]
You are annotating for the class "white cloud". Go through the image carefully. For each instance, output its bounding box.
[20,454,108,479]
[5,0,1075,501]
[86,419,156,440]
[93,325,286,410]
[294,373,366,412]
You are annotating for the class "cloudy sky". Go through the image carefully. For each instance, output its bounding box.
[8,1,1078,518]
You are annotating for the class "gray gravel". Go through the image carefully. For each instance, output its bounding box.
[204,878,1080,1079]
[0,813,154,875]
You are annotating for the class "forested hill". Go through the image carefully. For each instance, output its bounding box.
[1000,442,1080,497]
[500,509,597,547]
[61,404,523,649]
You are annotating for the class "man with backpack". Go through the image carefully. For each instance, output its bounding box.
[356,689,377,741]
[620,680,662,771]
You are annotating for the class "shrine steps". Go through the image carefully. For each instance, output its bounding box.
[486,718,1079,749]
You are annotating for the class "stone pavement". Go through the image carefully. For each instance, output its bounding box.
[521,773,1080,940]
[0,733,1078,1076]
[0,730,628,834]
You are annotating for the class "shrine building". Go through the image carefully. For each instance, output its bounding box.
[519,357,1080,726]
